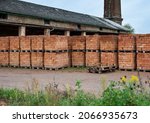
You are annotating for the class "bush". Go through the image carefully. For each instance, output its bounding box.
[0,76,150,106]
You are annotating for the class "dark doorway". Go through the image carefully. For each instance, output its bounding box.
[26,27,44,35]
[0,24,18,36]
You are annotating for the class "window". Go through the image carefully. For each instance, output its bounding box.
[0,13,8,19]
[44,19,49,24]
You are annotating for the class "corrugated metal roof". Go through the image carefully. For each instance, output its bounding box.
[0,0,128,32]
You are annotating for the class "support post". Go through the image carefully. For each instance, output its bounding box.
[19,26,26,36]
[81,32,86,36]
[64,31,70,36]
[44,28,50,36]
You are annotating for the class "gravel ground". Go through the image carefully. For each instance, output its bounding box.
[0,67,149,95]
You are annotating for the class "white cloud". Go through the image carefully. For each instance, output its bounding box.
[21,0,150,33]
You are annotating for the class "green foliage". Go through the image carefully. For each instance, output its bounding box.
[123,24,135,34]
[0,79,150,106]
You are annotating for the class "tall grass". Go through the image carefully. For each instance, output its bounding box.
[0,76,150,106]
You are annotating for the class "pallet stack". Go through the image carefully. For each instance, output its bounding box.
[118,35,136,70]
[31,36,44,68]
[9,37,20,67]
[86,35,100,66]
[69,36,86,67]
[0,37,9,66]
[0,34,150,72]
[0,35,69,70]
[100,35,118,67]
[44,36,69,69]
[136,35,150,71]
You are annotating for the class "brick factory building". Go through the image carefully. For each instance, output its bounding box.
[0,0,150,72]
[0,0,128,37]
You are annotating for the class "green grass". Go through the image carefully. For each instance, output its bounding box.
[0,80,150,106]
[61,67,87,72]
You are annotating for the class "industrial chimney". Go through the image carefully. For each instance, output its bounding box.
[104,0,123,25]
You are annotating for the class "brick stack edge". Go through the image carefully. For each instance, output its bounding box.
[118,35,136,70]
[31,36,44,68]
[0,37,9,66]
[86,35,100,66]
[44,36,69,68]
[100,35,118,66]
[70,36,86,67]
[136,35,150,71]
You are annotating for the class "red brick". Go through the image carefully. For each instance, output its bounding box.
[118,35,135,50]
[68,37,72,50]
[118,53,135,69]
[0,52,9,65]
[86,35,99,50]
[100,35,118,51]
[20,52,31,67]
[70,36,85,50]
[72,52,85,66]
[31,52,43,67]
[136,35,150,51]
[31,36,44,50]
[0,37,9,50]
[44,36,68,50]
[44,52,69,68]
[137,53,150,70]
[101,52,117,66]
[86,52,100,66]
[9,37,20,50]
[10,52,19,66]
[20,36,31,50]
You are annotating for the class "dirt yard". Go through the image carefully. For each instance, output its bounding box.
[0,67,149,95]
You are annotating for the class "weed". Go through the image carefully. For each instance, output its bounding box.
[0,76,150,106]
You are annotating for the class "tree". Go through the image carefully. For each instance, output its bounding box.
[123,24,135,34]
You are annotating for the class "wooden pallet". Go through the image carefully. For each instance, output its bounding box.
[88,65,116,74]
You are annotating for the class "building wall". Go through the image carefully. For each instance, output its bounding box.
[0,13,119,34]
[8,14,43,25]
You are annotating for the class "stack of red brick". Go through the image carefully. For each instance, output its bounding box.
[86,35,100,66]
[0,34,150,71]
[69,36,86,67]
[44,36,69,68]
[100,35,118,67]
[0,37,9,66]
[136,35,150,70]
[0,35,69,69]
[118,35,136,70]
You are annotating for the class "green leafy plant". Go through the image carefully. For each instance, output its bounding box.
[0,76,150,106]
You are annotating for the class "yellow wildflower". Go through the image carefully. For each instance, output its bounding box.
[120,76,127,83]
[129,75,139,83]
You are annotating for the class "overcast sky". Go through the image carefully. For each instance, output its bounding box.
[22,0,150,34]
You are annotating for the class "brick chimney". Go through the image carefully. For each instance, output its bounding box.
[104,0,123,25]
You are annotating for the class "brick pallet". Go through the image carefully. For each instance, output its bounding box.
[72,52,85,67]
[100,35,118,51]
[118,52,136,70]
[31,52,43,67]
[86,52,100,67]
[10,52,20,66]
[0,52,9,66]
[44,52,69,69]
[101,52,118,67]
[31,36,44,51]
[70,36,86,67]
[118,35,135,51]
[137,53,150,71]
[44,36,68,51]
[0,37,9,50]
